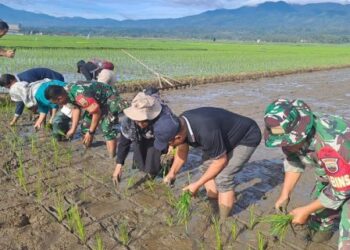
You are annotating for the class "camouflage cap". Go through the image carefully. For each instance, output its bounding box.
[264,98,314,147]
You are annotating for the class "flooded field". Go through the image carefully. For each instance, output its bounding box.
[1,67,349,250]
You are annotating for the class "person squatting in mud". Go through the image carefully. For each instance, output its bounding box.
[45,81,126,157]
[150,106,262,220]
[112,89,176,185]
[0,68,64,126]
[264,98,350,248]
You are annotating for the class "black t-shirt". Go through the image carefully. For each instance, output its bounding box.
[181,107,261,160]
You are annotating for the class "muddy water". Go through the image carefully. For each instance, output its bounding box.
[1,68,349,250]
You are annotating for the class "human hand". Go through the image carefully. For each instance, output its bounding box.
[182,182,200,196]
[275,195,290,213]
[112,164,122,187]
[289,207,310,225]
[82,132,93,147]
[34,119,43,130]
[163,172,176,185]
[66,128,76,139]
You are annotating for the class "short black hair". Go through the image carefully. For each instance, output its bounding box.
[0,20,9,31]
[0,74,16,87]
[45,85,66,100]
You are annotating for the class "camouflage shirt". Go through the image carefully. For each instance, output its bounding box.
[65,81,122,115]
[283,114,350,209]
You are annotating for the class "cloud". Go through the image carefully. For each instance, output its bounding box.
[0,0,349,20]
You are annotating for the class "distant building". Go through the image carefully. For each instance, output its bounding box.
[8,24,21,34]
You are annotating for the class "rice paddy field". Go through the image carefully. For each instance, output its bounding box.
[1,35,350,83]
[1,35,349,249]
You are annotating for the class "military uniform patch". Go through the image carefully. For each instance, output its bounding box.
[76,95,89,108]
[322,158,339,173]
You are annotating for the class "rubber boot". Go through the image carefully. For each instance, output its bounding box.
[311,230,333,243]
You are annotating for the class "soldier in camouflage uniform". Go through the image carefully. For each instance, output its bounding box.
[264,98,350,248]
[45,81,126,157]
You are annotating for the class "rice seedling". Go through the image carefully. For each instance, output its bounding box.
[94,234,104,250]
[145,179,155,193]
[31,135,38,155]
[257,231,266,250]
[175,191,192,226]
[55,191,65,222]
[248,204,257,229]
[259,214,293,242]
[51,137,60,167]
[67,205,86,243]
[16,153,28,193]
[211,216,222,250]
[124,176,136,196]
[35,170,43,203]
[118,221,130,246]
[231,219,238,241]
[165,187,176,207]
[165,215,174,227]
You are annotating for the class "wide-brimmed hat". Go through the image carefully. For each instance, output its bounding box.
[123,92,162,121]
[264,98,314,147]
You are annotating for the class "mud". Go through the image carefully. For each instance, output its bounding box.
[1,67,349,250]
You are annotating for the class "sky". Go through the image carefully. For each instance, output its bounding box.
[1,0,349,20]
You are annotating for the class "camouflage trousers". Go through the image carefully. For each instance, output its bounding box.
[81,110,118,141]
[339,200,350,249]
[52,110,71,139]
[309,185,350,249]
[51,109,118,141]
[309,181,340,232]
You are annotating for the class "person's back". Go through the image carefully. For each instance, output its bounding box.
[17,68,64,83]
[181,107,261,154]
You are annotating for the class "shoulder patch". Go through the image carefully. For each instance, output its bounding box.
[76,95,89,108]
[321,158,339,174]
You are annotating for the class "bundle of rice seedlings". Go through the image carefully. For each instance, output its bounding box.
[260,214,293,242]
[175,191,192,225]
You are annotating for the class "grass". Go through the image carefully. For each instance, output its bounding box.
[55,191,65,222]
[211,216,222,250]
[67,205,86,243]
[51,137,60,167]
[260,214,293,242]
[175,191,192,226]
[35,170,43,203]
[118,221,130,246]
[145,179,155,193]
[16,152,28,193]
[3,35,350,84]
[165,215,174,227]
[249,205,257,230]
[257,231,266,250]
[165,186,176,207]
[94,234,104,250]
[231,219,238,241]
[31,135,38,155]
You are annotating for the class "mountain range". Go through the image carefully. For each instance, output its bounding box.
[1,2,350,43]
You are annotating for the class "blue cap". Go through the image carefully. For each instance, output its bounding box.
[153,114,180,151]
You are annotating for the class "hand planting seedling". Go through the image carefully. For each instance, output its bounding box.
[260,214,293,242]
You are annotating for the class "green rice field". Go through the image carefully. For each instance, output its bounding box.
[1,35,350,83]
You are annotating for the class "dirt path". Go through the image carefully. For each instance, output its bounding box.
[1,68,349,250]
